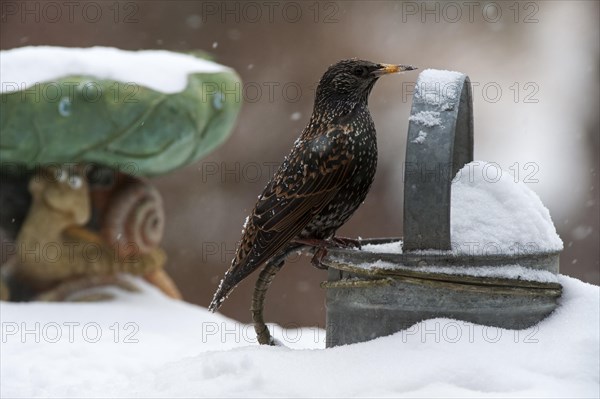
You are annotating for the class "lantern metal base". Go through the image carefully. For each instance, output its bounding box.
[322,238,562,347]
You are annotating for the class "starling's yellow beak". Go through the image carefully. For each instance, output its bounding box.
[373,64,418,76]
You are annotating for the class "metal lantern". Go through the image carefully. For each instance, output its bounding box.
[322,70,562,347]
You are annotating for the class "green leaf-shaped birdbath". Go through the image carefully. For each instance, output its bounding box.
[0,46,242,301]
[1,46,241,176]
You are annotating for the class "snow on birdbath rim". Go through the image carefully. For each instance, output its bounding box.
[0,46,230,94]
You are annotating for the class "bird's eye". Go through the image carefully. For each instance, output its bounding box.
[353,66,368,77]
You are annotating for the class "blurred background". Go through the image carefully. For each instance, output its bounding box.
[2,1,598,327]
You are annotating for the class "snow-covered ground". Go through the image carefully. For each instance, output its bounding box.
[1,275,598,398]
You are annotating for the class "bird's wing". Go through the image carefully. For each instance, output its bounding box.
[209,127,355,310]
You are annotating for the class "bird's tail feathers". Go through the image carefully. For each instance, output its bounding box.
[208,243,306,312]
[208,270,236,312]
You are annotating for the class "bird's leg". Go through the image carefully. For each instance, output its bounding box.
[310,247,329,270]
[290,239,330,269]
[292,237,359,270]
[331,236,362,249]
[251,256,285,346]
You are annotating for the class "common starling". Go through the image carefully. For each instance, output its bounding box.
[209,59,416,319]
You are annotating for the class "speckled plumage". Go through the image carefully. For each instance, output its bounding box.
[209,59,416,312]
